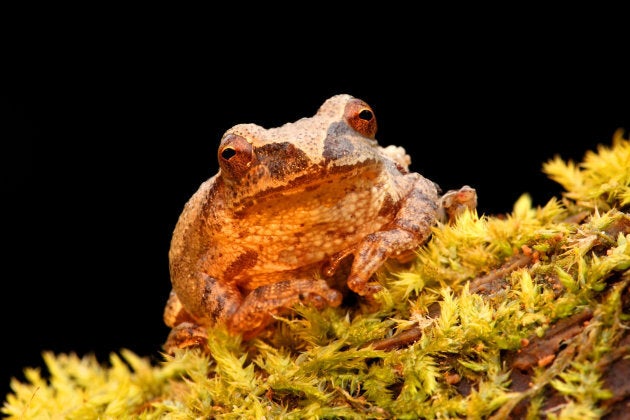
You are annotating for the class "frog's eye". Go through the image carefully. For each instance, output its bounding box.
[218,133,254,179]
[344,98,377,139]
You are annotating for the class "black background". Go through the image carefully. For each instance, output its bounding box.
[3,26,629,402]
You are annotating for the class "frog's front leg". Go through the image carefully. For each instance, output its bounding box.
[163,273,244,353]
[347,175,440,296]
[227,279,343,339]
[347,180,477,297]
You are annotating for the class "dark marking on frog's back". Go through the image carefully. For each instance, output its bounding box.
[257,142,310,179]
[323,123,355,163]
[225,250,259,280]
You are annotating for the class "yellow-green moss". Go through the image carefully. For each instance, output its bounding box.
[4,130,629,419]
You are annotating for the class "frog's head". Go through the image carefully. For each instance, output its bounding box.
[217,94,383,199]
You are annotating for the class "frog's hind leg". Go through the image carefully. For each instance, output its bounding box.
[163,273,244,353]
[163,290,211,354]
[163,289,197,328]
[164,322,209,354]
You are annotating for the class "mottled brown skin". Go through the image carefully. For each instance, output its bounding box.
[163,94,475,353]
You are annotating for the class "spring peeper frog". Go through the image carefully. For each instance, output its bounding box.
[163,94,476,352]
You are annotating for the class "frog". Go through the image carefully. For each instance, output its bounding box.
[163,94,476,353]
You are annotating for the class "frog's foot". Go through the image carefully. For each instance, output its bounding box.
[227,279,342,336]
[164,322,208,354]
[347,229,418,296]
[438,185,477,224]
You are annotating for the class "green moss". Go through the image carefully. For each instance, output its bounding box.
[4,131,629,419]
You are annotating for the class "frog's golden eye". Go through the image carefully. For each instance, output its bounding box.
[218,133,254,179]
[344,98,377,139]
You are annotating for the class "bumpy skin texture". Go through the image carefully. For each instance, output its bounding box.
[163,94,474,352]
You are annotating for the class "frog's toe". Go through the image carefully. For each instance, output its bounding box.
[364,283,383,296]
[438,185,478,223]
[347,274,386,300]
[300,293,327,309]
[300,288,342,308]
[326,289,343,306]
